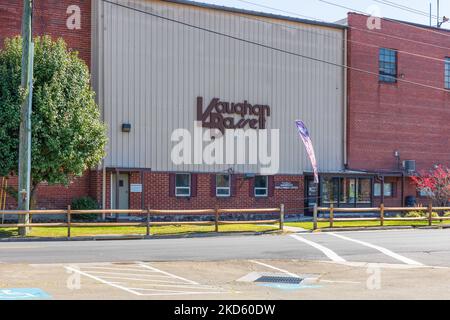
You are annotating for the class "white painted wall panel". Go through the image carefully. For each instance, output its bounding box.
[93,0,346,174]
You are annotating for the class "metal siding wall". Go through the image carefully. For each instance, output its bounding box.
[97,0,344,174]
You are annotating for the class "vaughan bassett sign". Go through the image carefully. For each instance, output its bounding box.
[196,96,270,133]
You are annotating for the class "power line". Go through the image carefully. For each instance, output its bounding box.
[235,0,450,52]
[100,0,450,93]
[372,0,438,19]
[231,0,450,64]
[234,0,330,24]
[319,0,450,37]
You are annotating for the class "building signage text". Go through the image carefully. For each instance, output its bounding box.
[197,97,270,134]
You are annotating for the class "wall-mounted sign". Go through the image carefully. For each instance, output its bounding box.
[130,184,142,193]
[275,181,299,190]
[197,96,270,134]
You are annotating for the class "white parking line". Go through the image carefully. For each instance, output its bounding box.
[328,232,424,266]
[137,262,199,285]
[66,262,227,297]
[82,266,160,273]
[116,282,218,290]
[249,260,298,277]
[134,291,227,297]
[65,266,143,296]
[85,271,172,278]
[84,276,184,284]
[290,234,346,263]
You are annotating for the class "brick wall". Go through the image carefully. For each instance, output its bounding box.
[101,172,305,213]
[0,0,91,65]
[2,172,91,210]
[371,177,428,207]
[0,1,92,210]
[347,13,450,173]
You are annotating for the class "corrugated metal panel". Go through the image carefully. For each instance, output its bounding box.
[94,0,345,174]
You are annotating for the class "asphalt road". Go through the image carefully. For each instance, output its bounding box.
[1,229,450,267]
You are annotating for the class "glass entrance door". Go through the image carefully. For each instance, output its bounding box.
[305,177,319,214]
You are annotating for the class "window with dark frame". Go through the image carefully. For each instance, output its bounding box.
[175,173,191,197]
[254,176,268,197]
[445,57,450,89]
[374,182,394,197]
[379,48,397,83]
[321,177,372,205]
[216,174,231,197]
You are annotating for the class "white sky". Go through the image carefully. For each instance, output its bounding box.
[198,0,450,29]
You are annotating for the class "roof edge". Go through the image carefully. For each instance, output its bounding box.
[162,0,347,30]
[348,12,450,33]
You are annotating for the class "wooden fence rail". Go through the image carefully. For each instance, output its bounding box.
[0,205,285,238]
[313,203,450,230]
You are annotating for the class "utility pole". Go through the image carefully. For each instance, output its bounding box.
[430,2,432,27]
[437,0,440,27]
[18,0,34,236]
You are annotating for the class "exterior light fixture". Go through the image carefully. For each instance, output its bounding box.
[121,123,131,133]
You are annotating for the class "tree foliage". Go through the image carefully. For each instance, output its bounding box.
[0,36,107,200]
[411,165,450,206]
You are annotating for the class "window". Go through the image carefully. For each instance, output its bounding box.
[254,176,268,197]
[175,173,190,197]
[340,178,356,204]
[216,174,230,197]
[374,182,393,197]
[379,48,397,83]
[321,177,339,204]
[357,178,371,203]
[445,57,450,89]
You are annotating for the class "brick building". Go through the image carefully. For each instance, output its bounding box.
[0,0,95,210]
[1,1,448,215]
[345,13,450,208]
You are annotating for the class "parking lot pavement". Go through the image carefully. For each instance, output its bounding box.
[1,259,450,299]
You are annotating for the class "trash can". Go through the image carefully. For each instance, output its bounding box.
[405,196,416,207]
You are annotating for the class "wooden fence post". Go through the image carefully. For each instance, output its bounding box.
[215,207,219,232]
[428,203,433,226]
[279,204,285,230]
[146,209,151,237]
[67,205,71,239]
[380,203,384,226]
[329,204,334,228]
[313,204,318,230]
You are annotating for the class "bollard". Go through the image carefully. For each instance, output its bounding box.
[380,203,384,226]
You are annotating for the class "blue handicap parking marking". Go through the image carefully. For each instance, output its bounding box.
[0,288,52,300]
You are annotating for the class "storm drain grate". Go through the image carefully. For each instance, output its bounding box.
[255,276,303,284]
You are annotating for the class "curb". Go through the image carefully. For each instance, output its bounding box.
[316,226,413,232]
[0,230,284,242]
[311,224,450,232]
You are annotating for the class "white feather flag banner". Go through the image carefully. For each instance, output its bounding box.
[295,120,319,183]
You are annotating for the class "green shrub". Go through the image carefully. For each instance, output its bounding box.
[405,211,423,218]
[405,210,439,218]
[71,197,99,221]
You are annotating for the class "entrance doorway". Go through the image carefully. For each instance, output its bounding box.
[111,173,129,210]
[304,177,319,214]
